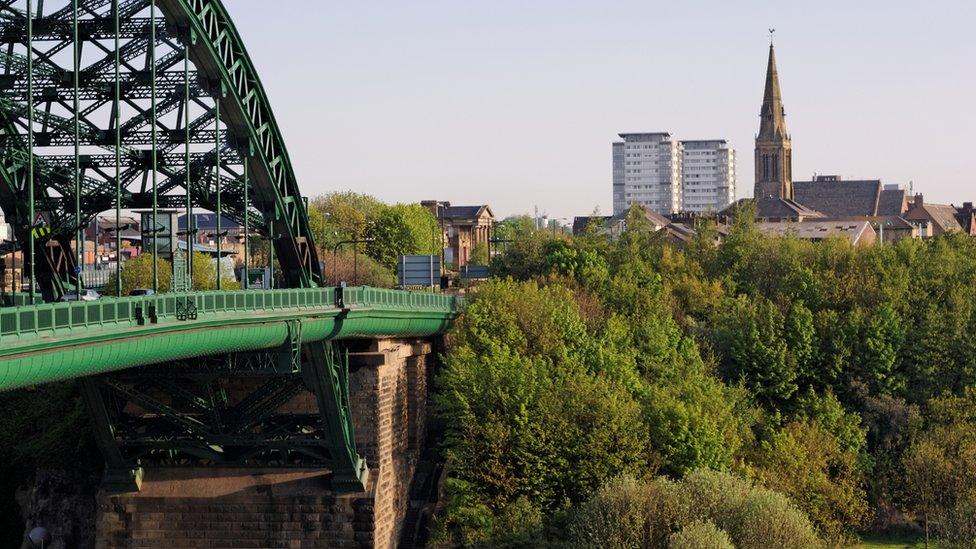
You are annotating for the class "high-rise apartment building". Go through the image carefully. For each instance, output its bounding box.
[681,140,736,213]
[612,133,683,215]
[612,133,736,215]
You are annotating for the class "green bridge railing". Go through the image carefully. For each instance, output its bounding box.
[0,287,462,344]
[342,286,461,310]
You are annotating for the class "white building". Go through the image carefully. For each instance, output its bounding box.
[680,140,736,213]
[612,133,736,215]
[612,133,683,215]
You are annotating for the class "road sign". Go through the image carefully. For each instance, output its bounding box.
[397,255,441,289]
[459,265,489,280]
[73,266,82,275]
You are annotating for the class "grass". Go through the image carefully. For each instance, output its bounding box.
[854,532,931,548]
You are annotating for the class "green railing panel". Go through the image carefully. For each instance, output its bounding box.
[0,286,461,344]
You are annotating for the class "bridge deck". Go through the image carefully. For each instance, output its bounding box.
[0,287,460,391]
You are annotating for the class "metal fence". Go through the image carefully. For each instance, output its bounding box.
[0,286,462,342]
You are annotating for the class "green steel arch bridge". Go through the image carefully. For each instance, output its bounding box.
[0,0,460,492]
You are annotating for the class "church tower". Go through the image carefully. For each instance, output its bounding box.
[754,43,793,200]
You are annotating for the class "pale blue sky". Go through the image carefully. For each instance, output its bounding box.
[226,1,976,219]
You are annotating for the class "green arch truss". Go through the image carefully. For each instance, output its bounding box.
[0,0,322,300]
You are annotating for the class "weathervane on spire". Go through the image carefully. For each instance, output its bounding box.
[769,28,776,45]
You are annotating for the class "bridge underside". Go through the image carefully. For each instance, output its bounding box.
[94,337,439,548]
[80,340,368,492]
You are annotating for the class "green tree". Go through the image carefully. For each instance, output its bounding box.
[469,242,489,266]
[366,203,440,270]
[903,390,976,545]
[111,253,172,295]
[434,280,653,542]
[713,295,798,408]
[108,251,235,295]
[750,390,871,543]
[308,191,384,250]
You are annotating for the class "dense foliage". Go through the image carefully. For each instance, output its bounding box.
[568,471,821,549]
[432,204,976,546]
[309,191,439,273]
[107,251,236,295]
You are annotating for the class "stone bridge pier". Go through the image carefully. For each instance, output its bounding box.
[95,338,439,549]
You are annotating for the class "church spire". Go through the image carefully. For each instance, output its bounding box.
[759,44,787,140]
[754,41,793,200]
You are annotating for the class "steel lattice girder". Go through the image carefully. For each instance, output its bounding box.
[0,0,321,298]
[78,344,367,491]
[0,0,367,490]
[157,0,323,288]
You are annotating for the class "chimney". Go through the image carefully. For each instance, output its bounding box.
[421,200,443,216]
[914,194,924,209]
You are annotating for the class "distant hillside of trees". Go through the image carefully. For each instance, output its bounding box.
[430,205,976,547]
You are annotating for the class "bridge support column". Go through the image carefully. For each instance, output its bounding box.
[94,337,436,548]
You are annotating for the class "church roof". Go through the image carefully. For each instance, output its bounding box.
[758,44,788,141]
[721,197,823,220]
[878,188,908,216]
[793,179,881,217]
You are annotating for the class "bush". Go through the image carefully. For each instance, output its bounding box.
[568,476,677,548]
[675,470,821,549]
[106,251,235,295]
[566,471,821,549]
[667,520,734,549]
[325,249,395,287]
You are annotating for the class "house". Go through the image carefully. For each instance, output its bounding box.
[722,197,824,222]
[572,205,669,237]
[903,194,963,237]
[178,214,244,247]
[757,220,877,246]
[953,202,976,236]
[819,216,917,244]
[422,201,494,267]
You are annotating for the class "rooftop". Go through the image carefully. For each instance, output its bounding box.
[757,220,875,245]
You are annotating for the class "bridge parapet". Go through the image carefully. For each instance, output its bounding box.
[0,287,462,392]
[0,288,332,342]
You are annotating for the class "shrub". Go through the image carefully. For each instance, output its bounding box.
[678,470,821,549]
[667,520,734,549]
[567,471,822,549]
[568,476,686,549]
